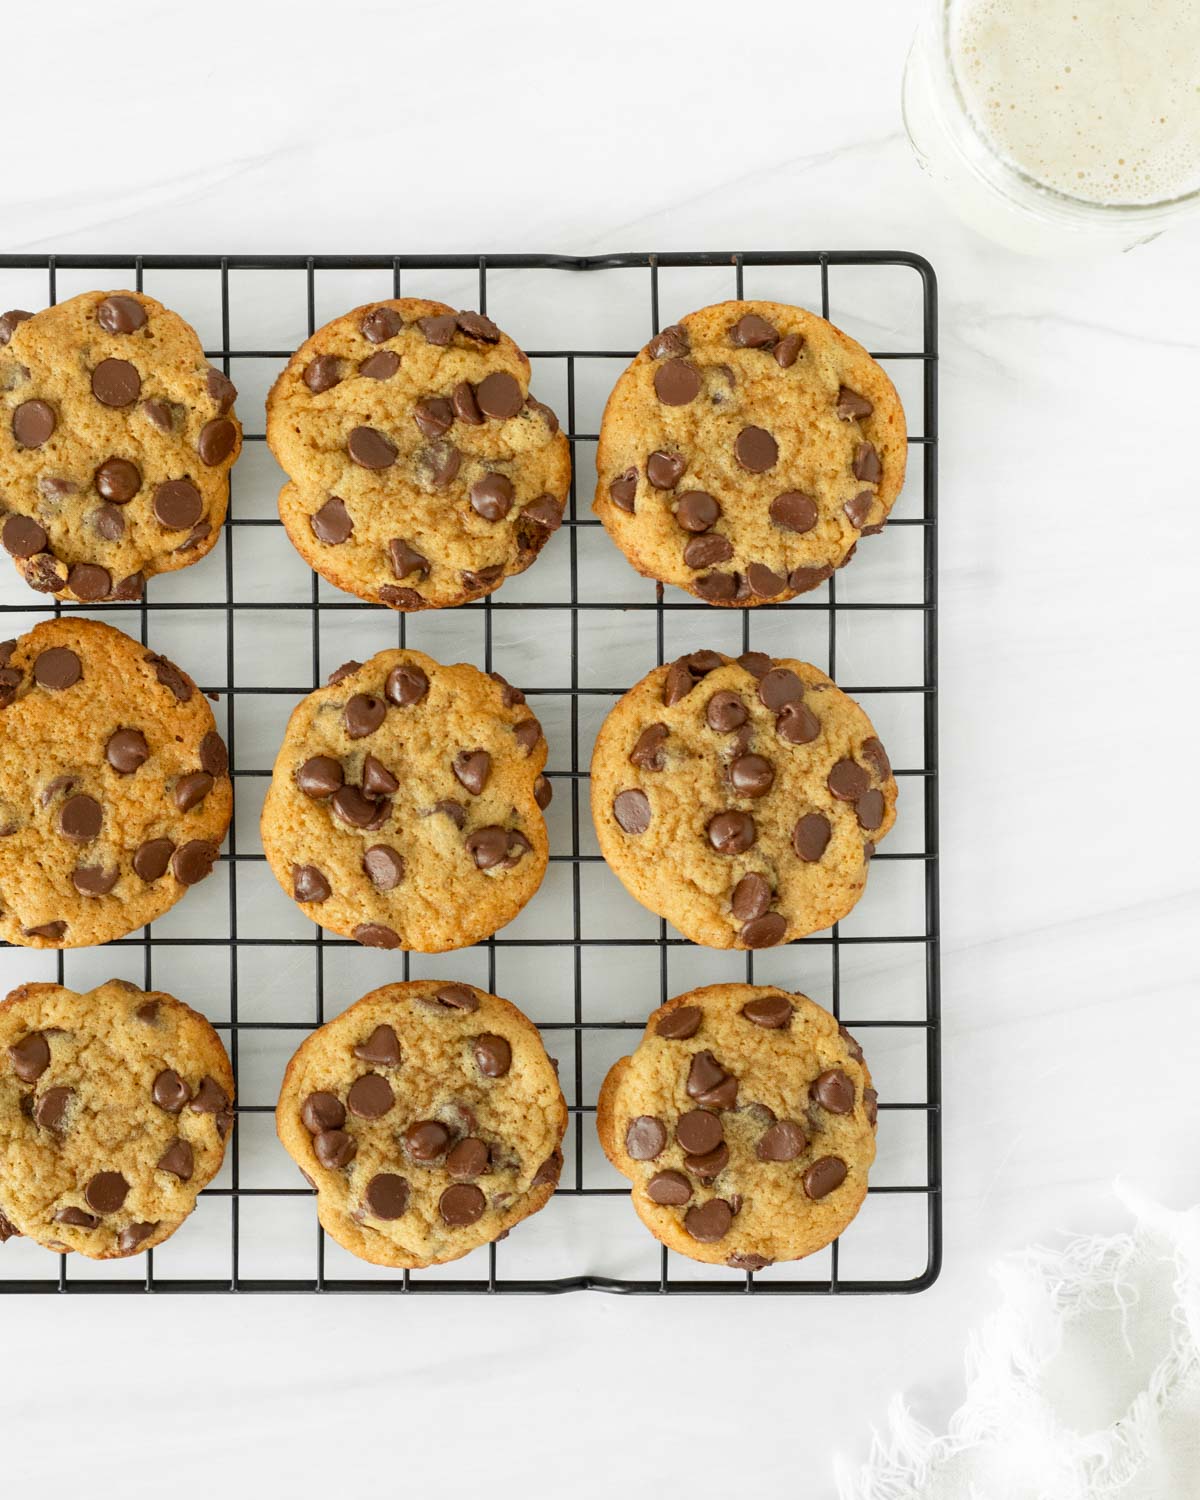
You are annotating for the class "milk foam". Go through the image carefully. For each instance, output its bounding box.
[949,0,1200,205]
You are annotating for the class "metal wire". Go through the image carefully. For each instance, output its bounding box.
[0,252,940,1294]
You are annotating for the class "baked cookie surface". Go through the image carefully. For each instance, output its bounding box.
[598,983,877,1268]
[0,979,233,1259]
[590,650,895,948]
[594,299,906,604]
[0,290,240,601]
[266,298,570,609]
[260,649,550,953]
[276,981,566,1268]
[0,618,232,948]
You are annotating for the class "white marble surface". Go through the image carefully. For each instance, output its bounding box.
[3,0,1199,1493]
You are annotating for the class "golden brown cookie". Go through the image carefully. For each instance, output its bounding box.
[260,650,550,953]
[594,299,906,603]
[0,291,240,601]
[0,979,234,1259]
[276,980,565,1268]
[266,298,570,609]
[590,650,896,948]
[0,619,232,948]
[598,984,877,1268]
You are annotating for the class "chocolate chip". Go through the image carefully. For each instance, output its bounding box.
[729,313,778,347]
[470,473,514,521]
[694,570,742,602]
[153,479,203,532]
[431,1136,484,1182]
[174,771,214,813]
[844,491,876,530]
[348,425,397,470]
[133,838,174,881]
[613,788,650,834]
[757,668,803,710]
[417,313,457,345]
[625,1116,667,1160]
[457,310,500,342]
[200,368,236,415]
[683,534,733,570]
[413,395,453,439]
[451,379,485,426]
[729,753,774,798]
[729,1252,772,1271]
[647,324,689,359]
[303,355,342,393]
[293,864,331,902]
[95,457,141,502]
[23,551,66,593]
[646,450,686,489]
[773,332,803,368]
[58,794,101,843]
[741,994,793,1028]
[360,350,400,381]
[522,494,564,537]
[439,1183,486,1226]
[39,775,75,806]
[507,720,540,761]
[864,1088,878,1127]
[747,563,787,598]
[828,759,869,801]
[402,1119,450,1162]
[776,699,821,745]
[608,468,637,512]
[91,358,140,407]
[676,1109,723,1155]
[330,786,384,829]
[72,864,117,896]
[474,1034,512,1078]
[853,442,882,483]
[769,490,818,534]
[85,1171,129,1214]
[757,1120,807,1161]
[789,564,833,593]
[53,1207,98,1229]
[156,1139,193,1181]
[476,371,523,420]
[301,1092,345,1134]
[361,844,404,891]
[646,1170,692,1206]
[354,923,401,948]
[97,295,146,333]
[685,1141,729,1182]
[2,515,48,558]
[385,662,428,706]
[654,359,701,406]
[361,306,402,343]
[685,1199,733,1243]
[314,1128,356,1168]
[296,755,343,798]
[432,798,467,827]
[465,826,506,869]
[528,774,550,812]
[629,722,669,770]
[803,1156,847,1200]
[171,840,217,885]
[198,418,237,467]
[687,1053,738,1110]
[837,386,874,420]
[707,810,755,854]
[461,564,504,592]
[153,1068,190,1113]
[141,399,175,431]
[379,583,422,608]
[734,426,778,472]
[857,788,885,830]
[453,749,491,796]
[859,739,890,784]
[365,1173,410,1220]
[347,1072,394,1120]
[356,757,395,799]
[67,563,111,601]
[731,873,771,921]
[21,922,67,941]
[0,308,32,343]
[308,495,351,545]
[812,1069,855,1114]
[110,571,144,600]
[12,399,55,447]
[656,1005,702,1040]
[8,1032,50,1082]
[742,913,787,947]
[344,693,386,738]
[33,647,81,691]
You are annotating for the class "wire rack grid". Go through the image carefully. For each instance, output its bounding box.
[0,250,939,1295]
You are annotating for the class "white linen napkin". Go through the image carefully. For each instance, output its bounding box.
[837,1189,1200,1500]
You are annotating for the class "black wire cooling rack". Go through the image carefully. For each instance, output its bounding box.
[0,251,939,1295]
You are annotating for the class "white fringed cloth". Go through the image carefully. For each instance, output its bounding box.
[838,1191,1200,1500]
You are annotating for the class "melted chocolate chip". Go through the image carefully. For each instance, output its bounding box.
[741,912,787,947]
[686,1052,738,1109]
[362,844,404,890]
[656,1005,702,1040]
[385,662,428,706]
[646,1170,692,1206]
[12,400,56,447]
[153,479,203,531]
[734,426,778,472]
[365,1174,410,1220]
[456,311,500,342]
[347,426,397,469]
[439,1183,486,1226]
[685,1199,733,1243]
[344,693,386,739]
[91,359,140,407]
[741,994,793,1028]
[71,864,117,896]
[613,788,651,834]
[629,722,669,769]
[729,313,778,348]
[96,295,146,333]
[133,838,174,881]
[347,1073,394,1120]
[311,496,353,544]
[646,450,686,490]
[353,923,401,949]
[625,1116,667,1160]
[417,313,457,345]
[707,810,755,854]
[757,1119,807,1161]
[654,359,701,406]
[474,1034,512,1078]
[729,753,774,798]
[608,468,638,512]
[803,1156,848,1199]
[171,840,218,885]
[293,864,331,903]
[731,873,771,922]
[828,759,869,801]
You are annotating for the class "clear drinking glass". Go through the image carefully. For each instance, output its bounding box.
[902,0,1200,255]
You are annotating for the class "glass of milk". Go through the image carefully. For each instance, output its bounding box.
[903,0,1200,253]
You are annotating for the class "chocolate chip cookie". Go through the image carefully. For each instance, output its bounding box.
[0,619,232,948]
[266,298,570,610]
[598,983,877,1268]
[276,980,565,1268]
[590,650,896,947]
[594,300,906,604]
[260,650,550,952]
[0,290,240,601]
[0,978,233,1259]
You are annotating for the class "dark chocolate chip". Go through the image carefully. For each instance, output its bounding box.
[757,668,804,710]
[85,1171,129,1214]
[705,692,747,733]
[91,359,140,407]
[734,425,778,472]
[33,647,81,691]
[685,1199,733,1243]
[432,798,467,827]
[757,1120,807,1161]
[470,473,514,521]
[405,1119,451,1161]
[53,1207,99,1229]
[837,386,873,421]
[344,693,386,738]
[297,756,343,798]
[608,468,637,512]
[729,313,778,347]
[153,1068,191,1113]
[476,371,523,420]
[2,515,48,559]
[293,864,331,903]
[198,418,237,466]
[707,810,755,854]
[22,922,67,941]
[646,450,686,489]
[803,1156,847,1200]
[301,1092,346,1134]
[353,923,401,949]
[385,662,428,706]
[741,912,787,947]
[206,367,237,412]
[439,1183,486,1226]
[174,771,213,812]
[365,1174,410,1220]
[456,311,500,342]
[629,722,669,770]
[96,295,146,333]
[694,570,742,602]
[791,809,833,860]
[741,994,793,1029]
[474,1034,512,1078]
[729,753,774,798]
[171,840,218,885]
[453,749,491,796]
[304,355,342,393]
[685,1052,738,1110]
[789,564,833,594]
[311,496,353,544]
[534,773,552,809]
[654,359,701,406]
[861,737,891,780]
[451,380,484,425]
[731,872,771,921]
[133,838,174,881]
[361,306,402,343]
[141,399,176,431]
[158,1139,194,1181]
[521,493,563,532]
[12,400,55,447]
[656,1005,702,1040]
[773,333,803,368]
[153,479,203,531]
[513,719,542,756]
[864,1088,878,1127]
[67,564,111,601]
[95,457,141,502]
[812,1069,855,1114]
